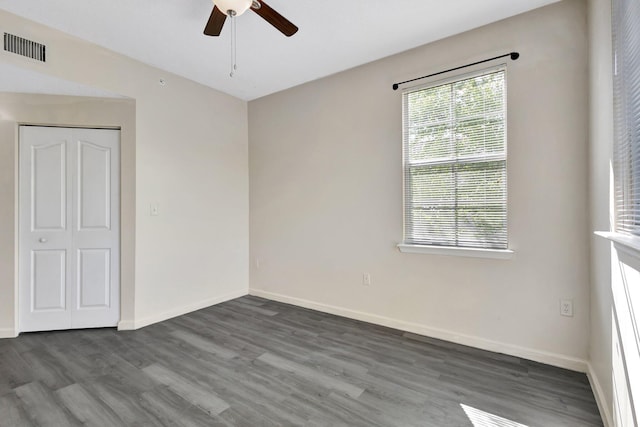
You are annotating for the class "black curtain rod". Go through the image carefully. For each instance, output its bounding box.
[392,52,520,90]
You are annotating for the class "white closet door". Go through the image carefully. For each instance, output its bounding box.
[19,126,120,332]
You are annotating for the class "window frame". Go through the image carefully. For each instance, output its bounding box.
[398,65,513,258]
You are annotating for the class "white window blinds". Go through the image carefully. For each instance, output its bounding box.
[402,68,507,249]
[613,0,640,236]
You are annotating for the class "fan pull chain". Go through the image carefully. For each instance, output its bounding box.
[229,10,237,77]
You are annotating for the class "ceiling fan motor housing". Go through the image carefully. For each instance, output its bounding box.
[204,0,298,37]
[213,0,253,16]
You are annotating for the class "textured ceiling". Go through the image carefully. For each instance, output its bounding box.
[0,0,560,100]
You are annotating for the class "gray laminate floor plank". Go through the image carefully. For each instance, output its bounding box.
[82,379,165,427]
[142,363,230,416]
[14,381,83,427]
[18,349,76,391]
[0,296,603,426]
[56,383,126,427]
[257,352,365,399]
[222,299,280,317]
[0,346,33,396]
[139,386,227,427]
[166,317,267,360]
[0,393,35,427]
[136,340,305,426]
[169,329,239,360]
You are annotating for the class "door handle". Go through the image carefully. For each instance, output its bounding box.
[38,238,48,243]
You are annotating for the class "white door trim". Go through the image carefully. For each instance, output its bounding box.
[18,125,121,333]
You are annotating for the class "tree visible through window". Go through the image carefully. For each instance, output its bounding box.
[402,68,507,249]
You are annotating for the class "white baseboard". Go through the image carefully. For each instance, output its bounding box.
[587,362,614,427]
[117,320,136,330]
[0,328,18,339]
[250,288,589,373]
[118,289,248,330]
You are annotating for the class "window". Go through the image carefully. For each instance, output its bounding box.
[613,0,640,237]
[401,68,507,250]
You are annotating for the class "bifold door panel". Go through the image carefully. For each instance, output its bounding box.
[19,126,120,332]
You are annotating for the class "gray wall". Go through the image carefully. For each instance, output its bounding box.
[0,94,136,335]
[0,7,250,335]
[249,0,590,369]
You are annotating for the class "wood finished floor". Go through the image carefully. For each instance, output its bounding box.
[0,296,603,427]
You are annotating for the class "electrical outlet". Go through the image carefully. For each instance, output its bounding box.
[560,299,574,317]
[363,273,371,286]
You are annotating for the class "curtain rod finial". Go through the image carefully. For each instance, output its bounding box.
[510,52,520,60]
[392,83,399,90]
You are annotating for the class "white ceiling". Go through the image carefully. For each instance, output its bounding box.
[0,0,560,101]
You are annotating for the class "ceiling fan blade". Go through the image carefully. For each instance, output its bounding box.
[204,6,227,36]
[251,0,298,37]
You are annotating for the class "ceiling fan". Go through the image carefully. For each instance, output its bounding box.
[204,0,298,37]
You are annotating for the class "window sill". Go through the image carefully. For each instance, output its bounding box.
[595,231,640,259]
[397,243,514,260]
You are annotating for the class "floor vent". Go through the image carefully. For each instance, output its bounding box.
[3,33,46,62]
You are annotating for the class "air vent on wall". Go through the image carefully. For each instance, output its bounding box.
[3,32,46,62]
